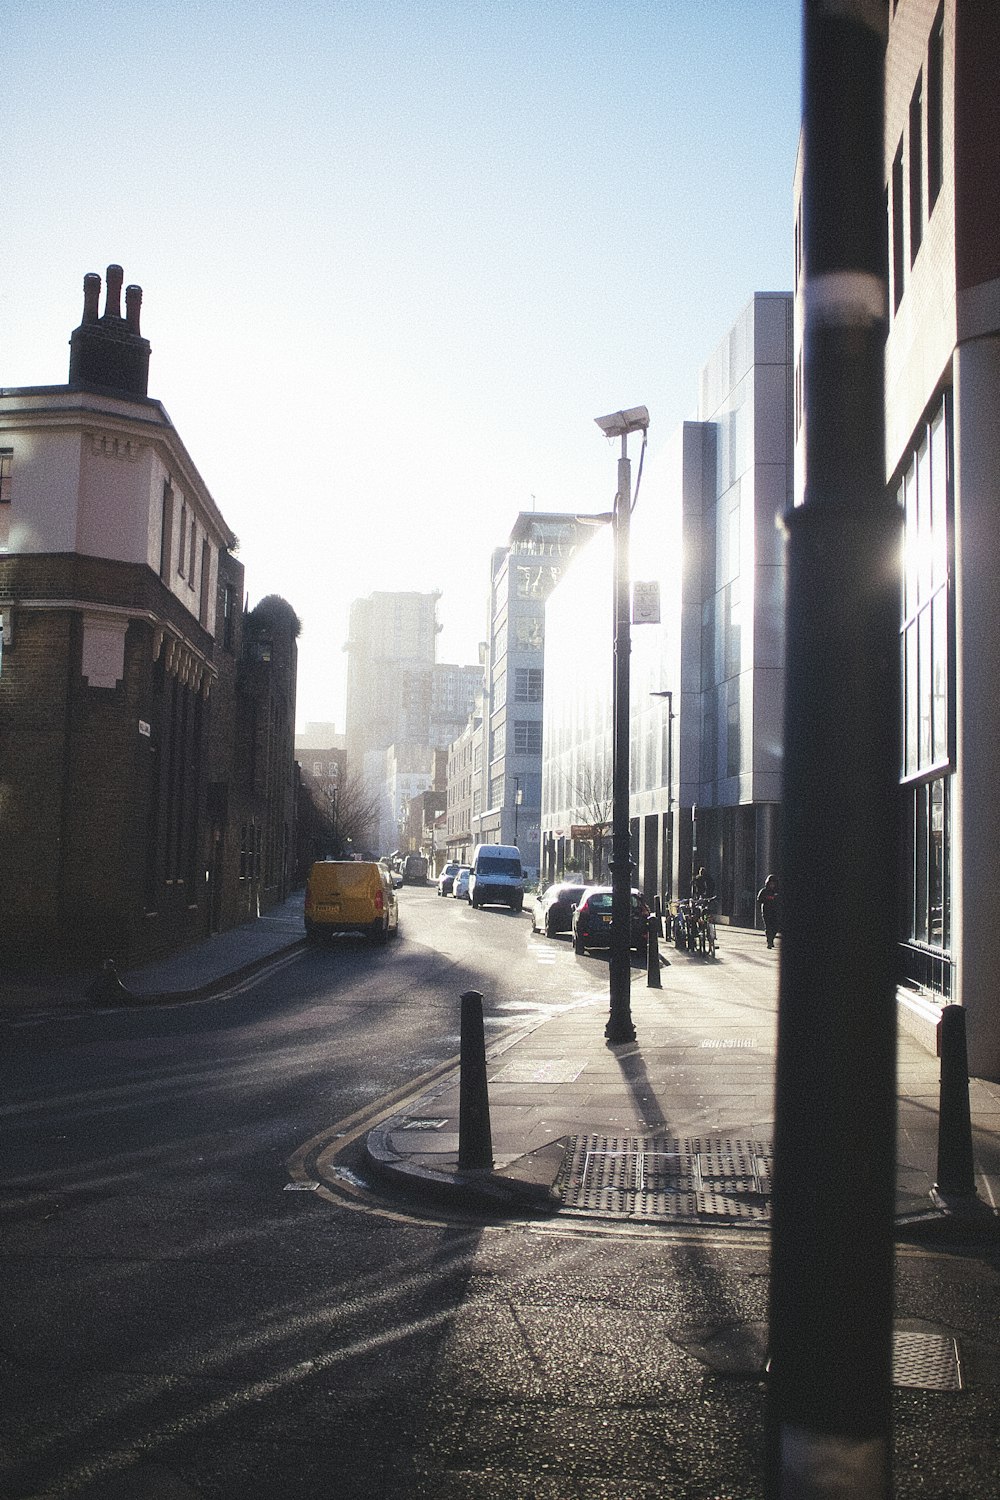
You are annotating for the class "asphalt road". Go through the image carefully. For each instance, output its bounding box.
[3,888,1000,1498]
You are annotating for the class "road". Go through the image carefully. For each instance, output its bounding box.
[3,887,1000,1498]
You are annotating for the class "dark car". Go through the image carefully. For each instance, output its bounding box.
[572,886,651,957]
[532,881,588,938]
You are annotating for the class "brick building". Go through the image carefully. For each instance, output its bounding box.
[0,266,298,967]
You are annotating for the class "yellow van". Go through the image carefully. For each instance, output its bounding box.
[304,860,399,943]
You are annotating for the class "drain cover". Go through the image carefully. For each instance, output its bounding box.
[557,1134,772,1223]
[893,1330,963,1391]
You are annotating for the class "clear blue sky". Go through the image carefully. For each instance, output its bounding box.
[3,0,802,730]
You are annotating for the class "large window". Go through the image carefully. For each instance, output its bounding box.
[899,393,952,994]
[0,448,12,504]
[515,615,543,651]
[513,720,542,755]
[900,398,950,781]
[514,667,543,702]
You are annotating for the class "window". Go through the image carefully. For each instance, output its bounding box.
[727,699,741,778]
[489,775,505,808]
[909,73,923,263]
[221,579,236,652]
[160,481,174,580]
[927,5,944,212]
[491,722,506,762]
[515,615,543,651]
[199,539,211,626]
[188,517,198,585]
[892,138,905,310]
[0,448,12,504]
[900,394,951,782]
[178,503,188,576]
[513,720,542,755]
[493,671,506,711]
[514,667,543,702]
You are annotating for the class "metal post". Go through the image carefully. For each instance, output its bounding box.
[646,912,662,989]
[608,443,636,1042]
[458,990,493,1170]
[934,1005,977,1202]
[766,6,897,1498]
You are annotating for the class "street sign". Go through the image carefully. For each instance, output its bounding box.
[632,580,661,624]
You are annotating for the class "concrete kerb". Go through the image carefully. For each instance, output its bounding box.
[85,938,310,1008]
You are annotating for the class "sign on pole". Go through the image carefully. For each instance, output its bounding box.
[632,580,660,624]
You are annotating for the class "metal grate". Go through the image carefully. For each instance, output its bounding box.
[557,1134,772,1223]
[893,1330,963,1391]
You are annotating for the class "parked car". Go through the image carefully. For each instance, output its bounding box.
[452,866,471,900]
[571,886,650,957]
[401,853,429,885]
[437,861,461,896]
[468,843,524,912]
[304,860,399,943]
[532,881,588,938]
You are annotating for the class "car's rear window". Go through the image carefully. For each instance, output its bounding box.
[588,893,612,911]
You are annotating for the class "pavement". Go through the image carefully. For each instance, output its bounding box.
[7,889,1000,1237]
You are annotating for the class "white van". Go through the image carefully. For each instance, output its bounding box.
[468,844,525,912]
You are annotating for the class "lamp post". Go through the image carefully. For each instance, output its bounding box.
[594,405,649,1044]
[513,775,523,843]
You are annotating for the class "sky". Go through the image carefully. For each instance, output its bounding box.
[3,0,802,732]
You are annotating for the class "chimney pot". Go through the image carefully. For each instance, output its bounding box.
[125,284,143,334]
[104,264,124,319]
[82,273,101,324]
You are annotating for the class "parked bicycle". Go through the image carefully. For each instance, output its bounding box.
[671,896,718,957]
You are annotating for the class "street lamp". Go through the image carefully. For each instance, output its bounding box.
[513,775,523,843]
[594,405,649,1044]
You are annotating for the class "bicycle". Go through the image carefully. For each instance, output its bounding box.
[693,897,718,957]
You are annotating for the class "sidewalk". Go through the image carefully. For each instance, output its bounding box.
[363,926,1000,1235]
[1,890,307,1012]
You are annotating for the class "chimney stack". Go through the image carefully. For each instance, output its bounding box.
[68,264,151,398]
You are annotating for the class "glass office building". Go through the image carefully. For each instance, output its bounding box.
[541,294,792,926]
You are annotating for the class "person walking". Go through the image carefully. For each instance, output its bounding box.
[692,866,716,901]
[757,874,779,948]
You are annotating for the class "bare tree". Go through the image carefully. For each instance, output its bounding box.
[303,769,382,858]
[574,761,613,882]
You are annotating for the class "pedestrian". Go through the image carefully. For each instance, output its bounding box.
[692,866,716,901]
[757,874,779,948]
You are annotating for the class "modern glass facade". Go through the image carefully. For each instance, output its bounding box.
[541,294,791,922]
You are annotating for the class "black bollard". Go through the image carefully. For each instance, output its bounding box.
[646,913,662,989]
[935,1004,977,1200]
[459,989,493,1170]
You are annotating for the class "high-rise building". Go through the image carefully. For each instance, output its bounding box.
[474,512,587,878]
[343,591,441,775]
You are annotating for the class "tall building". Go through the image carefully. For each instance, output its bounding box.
[344,590,482,853]
[474,512,587,877]
[0,266,298,964]
[343,591,441,774]
[542,294,792,924]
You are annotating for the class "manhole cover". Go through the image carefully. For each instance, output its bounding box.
[557,1135,772,1223]
[893,1330,963,1391]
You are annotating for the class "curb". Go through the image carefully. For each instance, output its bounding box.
[86,938,309,1008]
[365,1121,566,1217]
